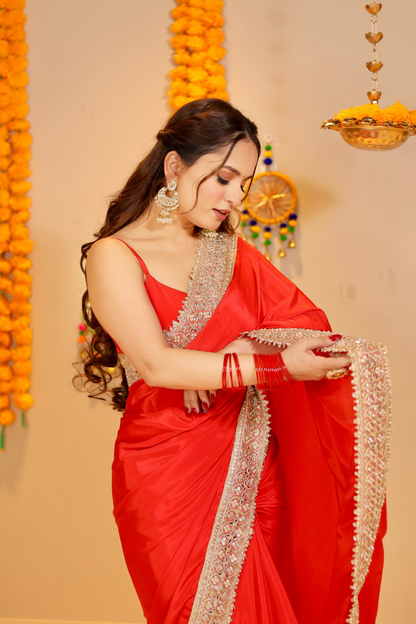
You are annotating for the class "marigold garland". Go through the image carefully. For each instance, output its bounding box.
[169,0,228,111]
[0,0,32,449]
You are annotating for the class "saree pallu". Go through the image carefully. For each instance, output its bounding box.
[112,231,391,624]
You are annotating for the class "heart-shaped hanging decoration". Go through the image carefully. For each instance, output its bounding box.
[365,32,383,43]
[366,61,383,72]
[365,3,382,14]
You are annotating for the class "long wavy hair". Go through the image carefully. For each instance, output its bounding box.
[76,98,261,410]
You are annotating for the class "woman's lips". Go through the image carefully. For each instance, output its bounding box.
[213,208,228,221]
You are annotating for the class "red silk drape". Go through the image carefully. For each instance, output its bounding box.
[112,238,385,624]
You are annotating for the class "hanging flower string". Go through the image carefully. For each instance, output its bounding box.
[0,0,32,450]
[169,0,228,111]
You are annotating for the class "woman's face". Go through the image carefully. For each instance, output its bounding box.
[173,139,259,230]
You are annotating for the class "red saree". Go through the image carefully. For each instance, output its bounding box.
[112,231,391,624]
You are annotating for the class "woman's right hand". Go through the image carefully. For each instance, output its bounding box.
[281,336,351,382]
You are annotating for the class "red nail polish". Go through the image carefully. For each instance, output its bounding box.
[185,408,191,415]
[202,402,209,410]
[192,408,198,415]
[329,334,342,341]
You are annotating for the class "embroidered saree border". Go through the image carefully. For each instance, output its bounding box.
[164,230,237,349]
[241,328,392,624]
[118,231,237,384]
[189,386,271,624]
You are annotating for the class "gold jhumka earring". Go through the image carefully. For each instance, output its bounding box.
[155,179,179,224]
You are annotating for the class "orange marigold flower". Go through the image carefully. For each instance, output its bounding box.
[187,7,205,19]
[0,81,11,95]
[0,39,9,58]
[171,17,189,33]
[0,188,10,205]
[8,56,27,73]
[0,172,10,188]
[0,408,14,425]
[205,27,225,47]
[11,376,30,393]
[0,332,11,348]
[10,180,31,195]
[9,239,32,255]
[335,103,382,121]
[0,93,11,107]
[10,195,30,211]
[187,35,207,51]
[379,100,409,123]
[0,0,26,10]
[169,94,193,110]
[11,283,30,299]
[207,74,226,90]
[0,9,26,27]
[204,59,225,75]
[9,88,28,104]
[13,328,32,345]
[187,66,209,82]
[11,315,30,330]
[186,20,206,36]
[8,40,27,56]
[11,345,31,361]
[0,258,11,273]
[3,25,26,42]
[207,45,226,61]
[172,4,189,19]
[207,90,229,101]
[13,392,33,410]
[0,156,11,170]
[8,163,31,179]
[202,12,225,27]
[12,268,31,283]
[8,119,30,132]
[9,299,31,314]
[0,276,12,292]
[408,110,416,125]
[187,51,208,67]
[0,347,11,363]
[187,83,209,98]
[10,149,31,163]
[169,65,188,80]
[7,102,29,120]
[13,360,32,376]
[170,78,188,95]
[0,364,12,381]
[202,0,224,11]
[0,394,10,409]
[0,140,11,156]
[0,110,11,124]
[188,0,205,7]
[174,51,192,66]
[7,71,28,88]
[0,301,9,317]
[10,210,29,224]
[0,59,9,75]
[9,255,31,270]
[171,34,189,49]
[10,131,31,149]
[0,223,10,242]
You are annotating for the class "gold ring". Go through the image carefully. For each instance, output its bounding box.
[326,368,349,380]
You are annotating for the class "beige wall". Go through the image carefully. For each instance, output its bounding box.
[1,1,415,623]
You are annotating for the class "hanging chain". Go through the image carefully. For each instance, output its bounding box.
[365,3,383,103]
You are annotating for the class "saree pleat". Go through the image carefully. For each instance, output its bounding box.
[112,232,391,624]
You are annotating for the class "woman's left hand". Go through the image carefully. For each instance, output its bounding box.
[183,389,216,417]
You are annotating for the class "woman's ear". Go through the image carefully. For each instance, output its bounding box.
[164,151,184,180]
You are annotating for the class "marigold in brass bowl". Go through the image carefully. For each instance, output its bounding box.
[322,101,416,151]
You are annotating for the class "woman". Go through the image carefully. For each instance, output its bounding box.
[79,99,391,624]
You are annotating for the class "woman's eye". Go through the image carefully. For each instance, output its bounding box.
[217,175,229,185]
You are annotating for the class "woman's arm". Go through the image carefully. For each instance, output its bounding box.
[86,238,350,390]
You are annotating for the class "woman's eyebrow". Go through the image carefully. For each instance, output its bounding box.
[222,165,253,180]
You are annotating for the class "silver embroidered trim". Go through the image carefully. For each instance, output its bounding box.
[164,231,237,349]
[118,354,141,387]
[189,386,271,624]
[241,328,392,624]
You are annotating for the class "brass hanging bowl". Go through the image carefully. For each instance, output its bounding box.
[339,124,411,151]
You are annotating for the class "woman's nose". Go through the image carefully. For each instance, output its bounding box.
[225,183,242,207]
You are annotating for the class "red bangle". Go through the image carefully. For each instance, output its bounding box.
[232,353,244,388]
[253,352,295,391]
[222,353,231,389]
[277,351,294,385]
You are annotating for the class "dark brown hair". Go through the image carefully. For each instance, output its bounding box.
[76,98,260,410]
